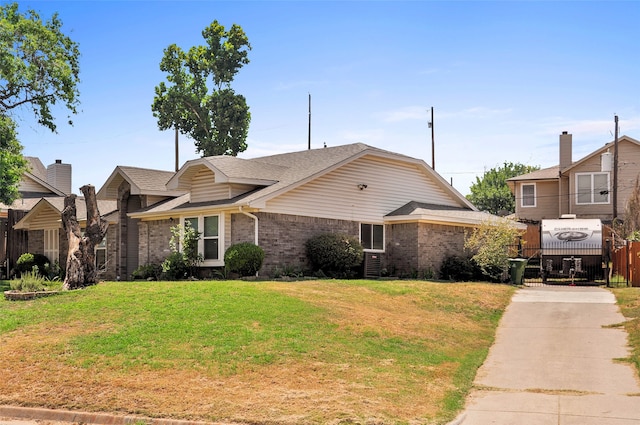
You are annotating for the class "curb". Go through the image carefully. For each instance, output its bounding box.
[445,412,466,425]
[0,406,237,425]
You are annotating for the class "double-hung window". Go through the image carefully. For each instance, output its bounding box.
[576,173,610,204]
[521,183,536,207]
[361,223,384,251]
[183,215,222,264]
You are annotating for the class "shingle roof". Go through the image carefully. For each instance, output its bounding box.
[133,143,475,216]
[115,166,176,191]
[507,166,559,182]
[386,201,527,229]
[13,197,118,230]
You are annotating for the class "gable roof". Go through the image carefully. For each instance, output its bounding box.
[507,135,640,186]
[97,166,184,199]
[13,197,118,230]
[385,201,527,229]
[20,156,66,197]
[131,143,475,218]
[565,135,640,172]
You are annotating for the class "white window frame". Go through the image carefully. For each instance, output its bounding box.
[521,183,536,208]
[575,172,610,205]
[95,235,107,272]
[43,228,59,265]
[360,223,385,252]
[181,214,224,267]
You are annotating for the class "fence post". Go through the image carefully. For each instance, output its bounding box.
[605,239,611,287]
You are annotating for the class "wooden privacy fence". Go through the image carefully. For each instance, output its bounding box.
[612,241,640,287]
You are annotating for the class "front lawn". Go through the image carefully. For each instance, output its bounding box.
[0,279,514,424]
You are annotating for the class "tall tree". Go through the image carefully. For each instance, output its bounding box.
[152,20,251,157]
[467,162,540,215]
[0,3,80,204]
[0,116,27,205]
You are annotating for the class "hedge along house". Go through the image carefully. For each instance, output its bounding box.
[123,143,508,278]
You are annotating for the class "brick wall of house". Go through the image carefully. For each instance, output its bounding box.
[236,212,358,276]
[138,219,174,268]
[26,230,44,263]
[384,223,418,275]
[231,213,255,245]
[386,222,466,277]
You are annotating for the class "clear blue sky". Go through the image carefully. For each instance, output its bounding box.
[12,0,640,196]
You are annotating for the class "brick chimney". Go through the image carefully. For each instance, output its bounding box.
[559,131,572,171]
[47,159,72,194]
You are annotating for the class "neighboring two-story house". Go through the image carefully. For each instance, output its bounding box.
[507,132,640,224]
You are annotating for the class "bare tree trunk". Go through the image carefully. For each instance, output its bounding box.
[62,185,108,290]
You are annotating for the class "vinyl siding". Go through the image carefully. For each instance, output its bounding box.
[19,177,52,194]
[263,156,461,222]
[29,207,61,229]
[514,180,559,221]
[190,169,257,203]
[570,140,640,219]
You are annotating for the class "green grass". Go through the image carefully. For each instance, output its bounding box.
[0,279,514,424]
[611,287,640,375]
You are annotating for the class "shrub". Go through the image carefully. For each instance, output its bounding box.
[161,252,189,280]
[224,242,265,277]
[305,233,364,278]
[10,266,46,292]
[132,263,163,280]
[15,253,50,276]
[440,255,477,281]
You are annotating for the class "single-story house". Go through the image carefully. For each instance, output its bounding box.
[11,143,524,280]
[112,143,518,278]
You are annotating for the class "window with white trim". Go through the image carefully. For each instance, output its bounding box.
[95,236,107,272]
[521,183,536,207]
[43,228,59,264]
[360,223,384,251]
[576,172,610,204]
[183,215,222,264]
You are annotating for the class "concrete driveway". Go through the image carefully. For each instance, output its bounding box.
[454,286,640,424]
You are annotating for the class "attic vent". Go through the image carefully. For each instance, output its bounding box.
[364,252,382,278]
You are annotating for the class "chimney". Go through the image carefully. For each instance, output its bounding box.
[559,131,572,171]
[47,159,72,194]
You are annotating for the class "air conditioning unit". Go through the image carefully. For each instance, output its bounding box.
[364,252,382,278]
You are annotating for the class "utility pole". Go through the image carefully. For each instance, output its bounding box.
[428,107,435,169]
[308,93,311,150]
[613,115,619,220]
[174,127,179,172]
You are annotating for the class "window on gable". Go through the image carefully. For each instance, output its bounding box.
[361,223,384,251]
[576,173,610,204]
[521,184,536,207]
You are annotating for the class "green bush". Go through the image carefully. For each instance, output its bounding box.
[15,253,50,276]
[10,266,46,292]
[305,233,364,278]
[132,263,163,281]
[224,242,265,277]
[440,255,478,281]
[161,252,189,280]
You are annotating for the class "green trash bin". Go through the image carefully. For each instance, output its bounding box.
[509,258,527,285]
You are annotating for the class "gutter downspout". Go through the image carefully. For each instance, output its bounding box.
[239,206,259,246]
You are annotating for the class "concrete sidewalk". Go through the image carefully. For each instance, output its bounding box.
[454,286,640,425]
